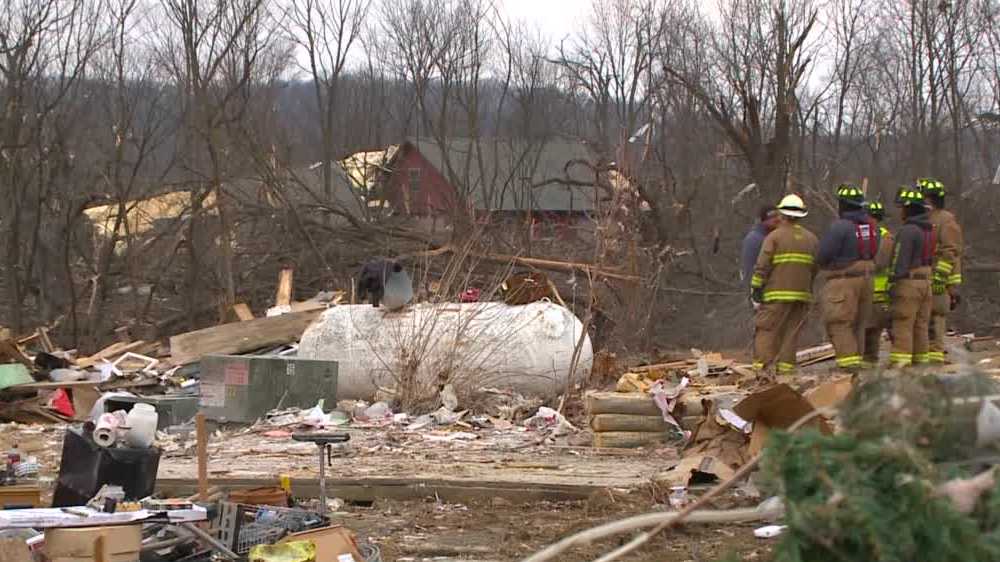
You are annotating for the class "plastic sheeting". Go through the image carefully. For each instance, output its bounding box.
[298,301,592,400]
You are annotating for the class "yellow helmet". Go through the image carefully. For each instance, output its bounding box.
[776,194,808,218]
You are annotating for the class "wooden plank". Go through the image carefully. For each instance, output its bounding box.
[196,413,208,501]
[590,414,670,433]
[156,476,607,504]
[169,310,322,365]
[275,268,294,307]
[584,391,661,417]
[592,431,669,449]
[2,379,155,391]
[232,303,255,322]
[75,340,148,369]
[630,360,691,373]
[38,329,55,353]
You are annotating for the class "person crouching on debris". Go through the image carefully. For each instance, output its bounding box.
[750,194,819,378]
[357,258,413,311]
[888,188,935,368]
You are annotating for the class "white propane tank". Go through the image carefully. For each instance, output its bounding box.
[298,301,592,400]
[124,403,158,448]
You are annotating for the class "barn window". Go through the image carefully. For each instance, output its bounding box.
[408,168,422,193]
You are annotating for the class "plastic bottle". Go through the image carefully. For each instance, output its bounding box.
[124,404,159,448]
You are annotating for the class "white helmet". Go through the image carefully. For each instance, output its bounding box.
[777,194,808,218]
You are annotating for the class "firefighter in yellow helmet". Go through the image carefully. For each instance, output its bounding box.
[888,188,934,367]
[817,183,879,371]
[750,194,819,377]
[918,178,963,363]
[863,200,893,368]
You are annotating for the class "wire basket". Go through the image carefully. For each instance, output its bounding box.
[217,502,328,554]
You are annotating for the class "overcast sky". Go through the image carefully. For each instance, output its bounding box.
[501,0,587,44]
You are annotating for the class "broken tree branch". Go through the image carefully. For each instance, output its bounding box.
[406,245,640,282]
[521,407,831,562]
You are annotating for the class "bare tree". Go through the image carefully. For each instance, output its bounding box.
[286,0,372,221]
[0,0,105,332]
[662,0,819,199]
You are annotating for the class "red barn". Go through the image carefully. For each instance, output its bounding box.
[380,137,599,220]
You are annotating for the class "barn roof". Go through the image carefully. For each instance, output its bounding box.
[399,137,598,212]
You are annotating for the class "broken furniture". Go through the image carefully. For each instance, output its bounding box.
[44,524,141,562]
[199,355,338,423]
[0,484,42,509]
[291,432,351,517]
[52,426,161,507]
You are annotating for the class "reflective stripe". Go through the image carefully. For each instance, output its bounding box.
[913,353,930,364]
[873,273,889,303]
[777,362,796,373]
[772,253,815,265]
[947,274,962,285]
[927,351,946,363]
[935,260,954,274]
[860,361,875,370]
[836,355,862,368]
[889,352,913,366]
[763,290,812,303]
[751,274,764,288]
[752,361,765,370]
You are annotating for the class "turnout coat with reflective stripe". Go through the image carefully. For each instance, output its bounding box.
[928,208,963,289]
[751,222,819,303]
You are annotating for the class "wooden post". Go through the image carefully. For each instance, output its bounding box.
[232,303,254,322]
[275,268,294,307]
[196,413,208,501]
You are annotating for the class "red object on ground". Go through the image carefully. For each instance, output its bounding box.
[48,388,75,418]
[460,288,481,302]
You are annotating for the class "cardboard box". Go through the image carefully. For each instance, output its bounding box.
[279,526,364,562]
[45,525,141,562]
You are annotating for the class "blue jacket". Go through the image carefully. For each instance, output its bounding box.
[741,223,769,287]
[817,210,880,270]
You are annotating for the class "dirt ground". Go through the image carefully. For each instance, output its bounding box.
[341,495,771,562]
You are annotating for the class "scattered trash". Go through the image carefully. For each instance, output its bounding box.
[524,406,577,436]
[754,524,787,539]
[975,400,1000,447]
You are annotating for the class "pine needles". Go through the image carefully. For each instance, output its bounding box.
[761,372,1000,562]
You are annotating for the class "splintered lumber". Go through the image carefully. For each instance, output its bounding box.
[275,268,294,307]
[232,303,255,322]
[585,391,661,417]
[630,360,691,373]
[590,414,670,433]
[75,340,149,369]
[0,340,34,370]
[592,431,668,449]
[169,310,321,365]
[796,343,835,366]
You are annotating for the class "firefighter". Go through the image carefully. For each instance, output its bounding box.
[750,194,819,377]
[919,178,964,364]
[817,183,879,371]
[863,200,894,368]
[889,188,935,367]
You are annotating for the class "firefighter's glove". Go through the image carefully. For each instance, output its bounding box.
[750,288,764,308]
[950,291,961,311]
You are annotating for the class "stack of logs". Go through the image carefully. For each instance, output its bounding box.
[585,391,703,448]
